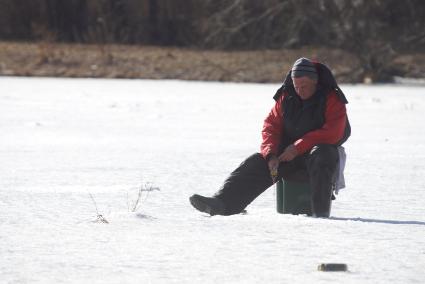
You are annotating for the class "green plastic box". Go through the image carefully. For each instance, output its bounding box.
[276,179,312,215]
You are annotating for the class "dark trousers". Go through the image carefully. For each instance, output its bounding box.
[214,144,339,215]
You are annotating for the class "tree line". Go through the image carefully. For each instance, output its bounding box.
[1,0,423,50]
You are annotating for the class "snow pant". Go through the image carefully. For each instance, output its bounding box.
[214,144,339,216]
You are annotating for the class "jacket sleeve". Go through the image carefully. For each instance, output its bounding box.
[260,94,285,159]
[293,91,347,154]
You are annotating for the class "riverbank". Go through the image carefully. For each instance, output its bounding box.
[0,41,423,83]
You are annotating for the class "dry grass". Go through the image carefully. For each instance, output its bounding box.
[0,41,423,83]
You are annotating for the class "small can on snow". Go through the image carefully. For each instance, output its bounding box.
[318,263,348,272]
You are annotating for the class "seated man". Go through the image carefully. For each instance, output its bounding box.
[190,58,351,218]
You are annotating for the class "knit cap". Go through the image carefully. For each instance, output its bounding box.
[291,57,318,80]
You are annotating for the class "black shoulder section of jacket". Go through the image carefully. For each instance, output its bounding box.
[273,62,348,104]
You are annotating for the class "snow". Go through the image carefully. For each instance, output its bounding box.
[1,77,424,283]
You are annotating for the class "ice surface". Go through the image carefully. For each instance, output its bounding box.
[1,77,424,283]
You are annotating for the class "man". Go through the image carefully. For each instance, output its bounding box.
[190,58,350,217]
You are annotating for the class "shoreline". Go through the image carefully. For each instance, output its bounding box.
[0,41,424,84]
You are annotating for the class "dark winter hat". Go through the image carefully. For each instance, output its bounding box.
[291,57,318,80]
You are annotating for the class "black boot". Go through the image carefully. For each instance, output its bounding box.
[189,194,226,216]
[312,211,330,218]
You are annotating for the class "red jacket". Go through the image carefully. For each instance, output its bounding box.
[261,90,347,159]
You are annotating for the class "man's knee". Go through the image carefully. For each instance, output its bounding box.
[240,153,268,170]
[249,152,266,161]
[307,144,339,169]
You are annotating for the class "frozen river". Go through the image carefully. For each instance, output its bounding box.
[1,77,424,283]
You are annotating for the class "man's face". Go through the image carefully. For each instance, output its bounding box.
[292,76,318,100]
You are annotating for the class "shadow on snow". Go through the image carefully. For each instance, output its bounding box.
[330,216,425,226]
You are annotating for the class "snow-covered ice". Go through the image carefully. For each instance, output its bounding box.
[1,77,424,283]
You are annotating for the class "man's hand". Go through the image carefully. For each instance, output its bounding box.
[278,145,298,162]
[267,155,279,182]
